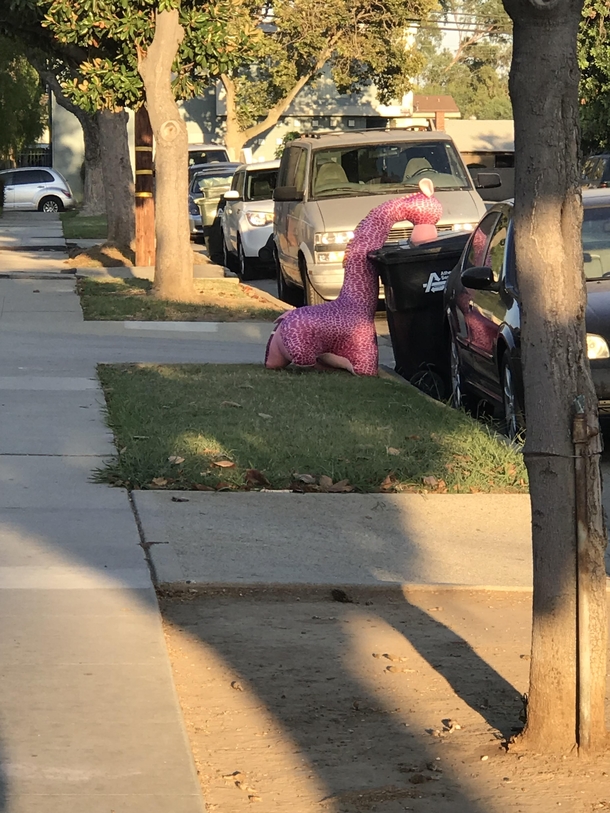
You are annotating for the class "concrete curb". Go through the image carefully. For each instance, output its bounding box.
[156,581,535,596]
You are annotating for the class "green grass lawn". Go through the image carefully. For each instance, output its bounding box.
[77,278,284,321]
[61,212,108,240]
[97,363,528,493]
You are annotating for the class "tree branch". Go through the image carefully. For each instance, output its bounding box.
[237,38,339,142]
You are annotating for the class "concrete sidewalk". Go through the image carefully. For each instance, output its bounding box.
[0,264,204,805]
[0,213,68,274]
[134,491,534,591]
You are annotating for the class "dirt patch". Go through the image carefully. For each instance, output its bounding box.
[161,589,610,813]
[66,243,135,267]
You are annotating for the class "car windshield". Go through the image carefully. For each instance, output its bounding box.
[583,205,610,280]
[188,150,228,166]
[191,173,234,195]
[244,169,278,202]
[310,141,471,199]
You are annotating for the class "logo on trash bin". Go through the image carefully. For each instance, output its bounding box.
[422,269,451,293]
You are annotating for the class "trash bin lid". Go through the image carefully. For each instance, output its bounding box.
[368,231,470,269]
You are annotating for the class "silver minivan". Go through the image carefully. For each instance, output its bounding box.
[273,130,498,305]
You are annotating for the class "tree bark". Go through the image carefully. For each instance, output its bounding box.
[34,68,105,215]
[138,9,194,301]
[80,112,105,216]
[98,109,135,249]
[502,0,608,753]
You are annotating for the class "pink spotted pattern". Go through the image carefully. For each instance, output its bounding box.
[265,186,442,375]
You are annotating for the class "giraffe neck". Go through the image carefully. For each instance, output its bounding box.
[338,197,417,309]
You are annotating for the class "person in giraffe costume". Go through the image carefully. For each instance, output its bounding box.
[265,179,443,375]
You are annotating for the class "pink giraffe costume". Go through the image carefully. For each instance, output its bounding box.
[265,179,443,375]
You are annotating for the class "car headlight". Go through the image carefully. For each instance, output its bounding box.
[452,223,475,232]
[188,202,199,216]
[315,250,345,264]
[246,211,274,227]
[587,333,610,359]
[314,231,354,245]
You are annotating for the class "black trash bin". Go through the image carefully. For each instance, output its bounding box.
[368,232,470,400]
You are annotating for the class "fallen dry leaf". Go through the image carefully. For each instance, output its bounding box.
[257,413,272,419]
[328,479,354,493]
[151,477,168,487]
[193,483,214,491]
[422,475,438,487]
[168,455,185,465]
[212,460,236,468]
[245,469,271,488]
[386,447,401,456]
[319,475,334,490]
[294,473,316,484]
[380,473,397,492]
[221,400,242,408]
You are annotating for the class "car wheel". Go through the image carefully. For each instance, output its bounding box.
[449,334,468,409]
[39,196,63,213]
[276,248,304,307]
[300,257,325,305]
[501,352,524,441]
[237,238,257,282]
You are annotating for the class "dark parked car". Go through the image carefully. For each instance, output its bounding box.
[444,190,610,439]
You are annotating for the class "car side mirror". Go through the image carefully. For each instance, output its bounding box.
[475,172,502,190]
[461,265,494,289]
[224,190,241,201]
[273,186,304,202]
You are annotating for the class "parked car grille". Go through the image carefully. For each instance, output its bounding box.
[387,223,453,242]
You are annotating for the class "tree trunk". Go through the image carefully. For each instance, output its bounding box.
[80,112,105,216]
[503,0,608,753]
[138,9,194,301]
[35,69,105,215]
[98,108,135,250]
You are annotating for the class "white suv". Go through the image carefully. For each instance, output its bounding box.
[220,160,280,280]
[0,167,75,212]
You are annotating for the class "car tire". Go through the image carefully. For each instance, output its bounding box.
[500,352,524,441]
[39,196,63,213]
[449,333,470,409]
[237,237,257,282]
[276,249,304,307]
[300,257,325,305]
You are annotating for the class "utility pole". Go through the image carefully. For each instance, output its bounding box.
[135,106,155,267]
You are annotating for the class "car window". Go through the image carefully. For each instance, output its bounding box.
[487,214,509,283]
[277,146,305,188]
[188,149,229,166]
[0,172,13,185]
[583,158,604,185]
[582,205,610,280]
[232,172,246,196]
[192,173,234,194]
[464,212,500,269]
[294,151,307,194]
[244,169,277,201]
[38,170,54,182]
[12,170,42,185]
[310,140,471,198]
